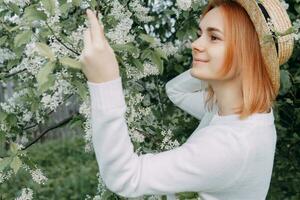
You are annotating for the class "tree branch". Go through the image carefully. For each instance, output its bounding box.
[23,93,75,130]
[3,68,27,79]
[0,111,80,159]
[21,111,80,151]
[45,22,80,56]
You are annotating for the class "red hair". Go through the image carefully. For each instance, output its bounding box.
[201,0,276,120]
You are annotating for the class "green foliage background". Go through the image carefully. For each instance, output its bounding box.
[0,0,299,199]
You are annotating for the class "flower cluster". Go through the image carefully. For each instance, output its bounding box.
[176,0,192,11]
[106,0,135,44]
[15,188,33,200]
[30,168,48,185]
[160,129,180,151]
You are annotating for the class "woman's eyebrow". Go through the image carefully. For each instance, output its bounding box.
[199,25,223,35]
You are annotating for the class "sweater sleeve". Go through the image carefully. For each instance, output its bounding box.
[165,68,209,121]
[87,76,247,198]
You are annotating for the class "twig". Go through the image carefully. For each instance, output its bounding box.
[23,93,74,130]
[21,111,80,150]
[45,22,80,56]
[3,68,27,79]
[0,111,80,158]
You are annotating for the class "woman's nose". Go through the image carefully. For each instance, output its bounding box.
[191,39,205,52]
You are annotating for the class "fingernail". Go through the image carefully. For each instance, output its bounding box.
[86,9,91,15]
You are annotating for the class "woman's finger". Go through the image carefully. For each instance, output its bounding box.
[83,28,92,49]
[86,9,105,45]
[80,28,92,62]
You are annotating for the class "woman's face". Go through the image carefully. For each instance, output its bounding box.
[190,7,227,82]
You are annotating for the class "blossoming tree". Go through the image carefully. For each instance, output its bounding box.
[0,0,299,199]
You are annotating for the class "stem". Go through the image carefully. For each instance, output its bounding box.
[3,68,27,79]
[23,93,74,130]
[45,22,80,56]
[154,77,164,113]
[21,111,79,151]
[0,111,80,158]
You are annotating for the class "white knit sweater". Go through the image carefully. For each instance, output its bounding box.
[87,68,277,200]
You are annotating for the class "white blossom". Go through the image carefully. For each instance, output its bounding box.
[3,13,21,24]
[106,0,135,45]
[15,188,33,200]
[0,123,9,132]
[161,42,179,56]
[80,0,91,9]
[4,0,30,8]
[129,0,154,23]
[106,17,135,44]
[280,0,289,10]
[125,61,160,81]
[83,119,93,152]
[40,69,74,111]
[160,129,180,150]
[0,89,29,113]
[292,19,300,42]
[176,0,192,11]
[0,48,16,64]
[30,168,48,185]
[37,0,61,32]
[79,99,91,119]
[129,129,145,143]
[0,169,13,184]
[22,110,33,123]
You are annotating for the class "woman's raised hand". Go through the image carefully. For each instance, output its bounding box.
[80,9,120,83]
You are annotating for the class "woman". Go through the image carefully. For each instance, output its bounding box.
[80,0,294,199]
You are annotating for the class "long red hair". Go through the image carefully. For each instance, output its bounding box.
[201,0,277,120]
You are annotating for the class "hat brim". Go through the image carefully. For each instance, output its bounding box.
[234,0,280,94]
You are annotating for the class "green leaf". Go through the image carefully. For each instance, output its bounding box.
[176,192,200,200]
[14,30,32,47]
[154,48,168,60]
[0,111,8,121]
[37,61,56,92]
[10,142,18,155]
[38,75,55,95]
[72,0,82,7]
[139,33,156,45]
[23,5,47,22]
[294,4,300,14]
[111,43,140,56]
[0,36,8,46]
[151,52,164,75]
[7,114,17,125]
[280,69,292,95]
[68,116,83,129]
[132,58,144,72]
[0,130,5,144]
[73,80,88,101]
[0,157,12,172]
[7,3,20,14]
[141,49,153,60]
[10,156,22,174]
[35,42,56,61]
[59,57,82,70]
[30,100,40,112]
[41,0,56,16]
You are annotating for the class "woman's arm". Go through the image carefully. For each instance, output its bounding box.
[87,77,247,198]
[165,68,209,121]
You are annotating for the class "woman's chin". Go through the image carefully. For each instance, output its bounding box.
[190,67,211,81]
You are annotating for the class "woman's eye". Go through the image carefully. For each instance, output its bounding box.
[211,35,218,41]
[197,31,219,41]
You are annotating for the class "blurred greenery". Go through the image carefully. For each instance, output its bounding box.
[0,135,100,199]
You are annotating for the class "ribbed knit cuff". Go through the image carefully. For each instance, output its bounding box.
[87,77,126,111]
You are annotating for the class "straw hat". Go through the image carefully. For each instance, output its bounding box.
[233,0,295,95]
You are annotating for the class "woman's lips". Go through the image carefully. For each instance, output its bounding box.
[193,59,208,64]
